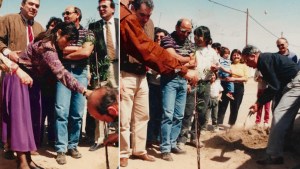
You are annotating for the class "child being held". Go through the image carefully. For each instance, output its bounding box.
[218,46,234,100]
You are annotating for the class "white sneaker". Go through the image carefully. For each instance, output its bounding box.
[263,123,269,128]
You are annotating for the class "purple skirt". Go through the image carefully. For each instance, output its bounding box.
[1,73,42,152]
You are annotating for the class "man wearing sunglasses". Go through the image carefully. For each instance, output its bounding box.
[276,37,300,67]
[86,0,119,152]
[54,5,95,165]
[159,18,195,162]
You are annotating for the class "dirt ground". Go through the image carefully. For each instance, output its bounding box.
[123,78,300,169]
[1,78,300,169]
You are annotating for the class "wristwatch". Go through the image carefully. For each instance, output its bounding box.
[2,48,11,57]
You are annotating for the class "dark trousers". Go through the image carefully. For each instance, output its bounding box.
[217,83,244,125]
[177,88,195,144]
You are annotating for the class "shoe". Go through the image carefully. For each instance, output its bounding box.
[171,146,186,154]
[190,139,204,148]
[89,143,102,151]
[161,152,173,161]
[120,158,128,167]
[226,93,234,100]
[131,153,155,162]
[212,125,219,132]
[56,152,67,165]
[67,148,82,159]
[256,156,284,165]
[263,123,269,128]
[177,142,185,151]
[4,150,15,160]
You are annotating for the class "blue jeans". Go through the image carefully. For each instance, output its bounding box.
[160,75,187,153]
[54,65,88,152]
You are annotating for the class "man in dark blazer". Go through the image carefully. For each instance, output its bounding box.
[86,0,119,151]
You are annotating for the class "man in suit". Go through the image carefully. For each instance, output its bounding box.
[86,0,119,151]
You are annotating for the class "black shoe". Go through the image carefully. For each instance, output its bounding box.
[67,148,82,159]
[89,143,102,151]
[161,152,173,161]
[171,146,186,154]
[56,152,66,165]
[256,156,284,165]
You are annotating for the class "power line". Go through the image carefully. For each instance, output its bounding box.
[208,0,279,39]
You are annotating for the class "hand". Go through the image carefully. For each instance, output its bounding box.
[8,51,21,63]
[187,84,192,93]
[15,68,33,87]
[85,89,93,98]
[210,64,220,72]
[184,69,199,86]
[103,133,118,146]
[249,103,258,114]
[0,63,9,72]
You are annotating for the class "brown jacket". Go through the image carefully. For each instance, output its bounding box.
[120,3,187,77]
[0,13,44,52]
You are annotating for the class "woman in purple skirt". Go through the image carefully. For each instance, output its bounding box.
[2,22,91,169]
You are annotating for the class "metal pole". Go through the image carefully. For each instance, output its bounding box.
[246,8,249,46]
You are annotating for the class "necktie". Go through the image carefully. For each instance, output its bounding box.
[27,22,34,43]
[105,22,115,61]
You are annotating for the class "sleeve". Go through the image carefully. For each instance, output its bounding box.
[42,49,85,93]
[0,16,9,52]
[120,14,187,76]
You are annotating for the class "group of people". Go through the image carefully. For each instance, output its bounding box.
[119,0,300,168]
[0,0,119,168]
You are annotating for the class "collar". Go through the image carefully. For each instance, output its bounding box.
[20,13,34,26]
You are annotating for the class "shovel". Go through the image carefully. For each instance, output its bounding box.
[243,110,254,129]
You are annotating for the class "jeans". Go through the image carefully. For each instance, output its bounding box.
[147,83,162,143]
[160,75,187,153]
[55,65,88,152]
[177,87,195,144]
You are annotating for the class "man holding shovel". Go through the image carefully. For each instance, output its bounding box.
[241,45,300,165]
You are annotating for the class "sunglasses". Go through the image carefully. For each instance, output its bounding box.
[180,28,191,35]
[62,11,76,16]
[97,5,108,11]
[277,44,284,48]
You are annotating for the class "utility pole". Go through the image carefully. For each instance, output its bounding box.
[246,8,249,46]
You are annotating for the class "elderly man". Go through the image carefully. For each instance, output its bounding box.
[54,5,94,165]
[0,0,44,167]
[120,0,156,167]
[120,0,198,167]
[241,45,300,165]
[159,18,195,161]
[276,37,300,67]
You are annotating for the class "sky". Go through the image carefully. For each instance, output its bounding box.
[1,0,300,54]
[0,0,119,28]
[150,0,300,54]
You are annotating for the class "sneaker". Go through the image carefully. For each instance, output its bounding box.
[177,142,185,151]
[56,152,67,165]
[256,156,284,165]
[67,148,82,159]
[161,152,173,161]
[263,123,269,129]
[171,146,186,154]
[212,125,219,132]
[226,93,234,100]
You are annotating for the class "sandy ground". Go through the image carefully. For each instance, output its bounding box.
[1,78,300,169]
[122,78,300,169]
[0,142,118,169]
